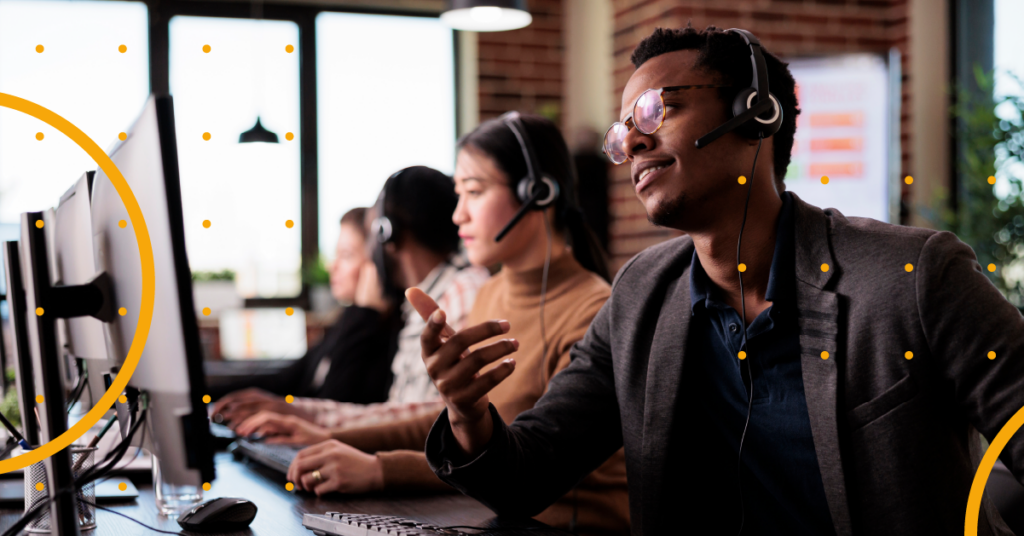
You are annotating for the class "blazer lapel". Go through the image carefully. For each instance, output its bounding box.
[639,244,694,531]
[791,192,853,536]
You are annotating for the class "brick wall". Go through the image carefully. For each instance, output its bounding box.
[477,0,565,123]
[607,0,910,271]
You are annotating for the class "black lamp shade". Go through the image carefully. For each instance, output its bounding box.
[239,117,279,143]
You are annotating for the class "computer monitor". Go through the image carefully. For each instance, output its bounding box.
[54,172,118,411]
[90,94,214,488]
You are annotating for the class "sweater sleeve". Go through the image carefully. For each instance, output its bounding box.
[375,450,453,492]
[333,410,439,453]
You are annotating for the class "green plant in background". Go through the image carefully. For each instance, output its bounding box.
[936,64,1024,308]
[191,269,236,282]
[1,368,20,429]
[303,254,330,286]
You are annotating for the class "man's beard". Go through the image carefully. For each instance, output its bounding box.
[647,191,686,228]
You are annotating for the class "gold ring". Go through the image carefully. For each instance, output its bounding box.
[311,469,322,483]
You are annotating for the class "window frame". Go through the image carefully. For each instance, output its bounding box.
[145,0,459,308]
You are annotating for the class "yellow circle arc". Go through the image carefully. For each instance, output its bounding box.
[0,93,154,474]
[966,403,1024,535]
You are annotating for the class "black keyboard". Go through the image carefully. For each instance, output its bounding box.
[302,513,457,536]
[230,439,302,474]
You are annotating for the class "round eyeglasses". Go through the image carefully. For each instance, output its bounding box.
[602,84,733,164]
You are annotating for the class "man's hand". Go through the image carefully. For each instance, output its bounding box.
[407,287,518,457]
[234,411,331,445]
[209,388,310,428]
[286,439,384,495]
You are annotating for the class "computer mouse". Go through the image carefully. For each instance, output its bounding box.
[177,497,257,533]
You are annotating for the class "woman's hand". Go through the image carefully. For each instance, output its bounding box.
[353,261,389,313]
[234,411,331,445]
[286,439,384,495]
[210,388,309,428]
[406,287,518,457]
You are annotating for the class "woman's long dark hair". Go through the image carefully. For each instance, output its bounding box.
[457,114,611,282]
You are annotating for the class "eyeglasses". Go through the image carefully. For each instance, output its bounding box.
[602,84,733,164]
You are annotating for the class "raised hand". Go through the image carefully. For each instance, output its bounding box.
[406,287,518,456]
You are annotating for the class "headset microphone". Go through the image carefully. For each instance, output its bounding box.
[691,28,781,536]
[493,111,560,243]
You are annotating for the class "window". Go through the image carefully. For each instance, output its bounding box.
[169,15,301,298]
[0,0,149,223]
[316,12,456,259]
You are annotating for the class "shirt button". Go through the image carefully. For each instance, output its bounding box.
[729,323,739,333]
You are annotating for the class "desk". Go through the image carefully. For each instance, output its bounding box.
[0,452,544,536]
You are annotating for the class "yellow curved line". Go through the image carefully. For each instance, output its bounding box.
[0,92,153,474]
[965,404,1024,535]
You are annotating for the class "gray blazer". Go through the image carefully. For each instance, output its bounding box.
[427,192,1024,535]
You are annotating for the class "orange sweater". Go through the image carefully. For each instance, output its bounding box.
[333,252,629,535]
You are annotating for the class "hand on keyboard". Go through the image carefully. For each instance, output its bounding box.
[287,439,384,495]
[235,411,331,445]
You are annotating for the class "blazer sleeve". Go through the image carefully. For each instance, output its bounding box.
[918,231,1024,478]
[424,293,625,518]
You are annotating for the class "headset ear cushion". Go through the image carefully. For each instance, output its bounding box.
[516,176,560,208]
[516,177,534,205]
[731,88,783,139]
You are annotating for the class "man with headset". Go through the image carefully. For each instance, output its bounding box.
[411,24,1024,535]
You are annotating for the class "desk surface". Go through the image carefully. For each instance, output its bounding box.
[0,452,521,536]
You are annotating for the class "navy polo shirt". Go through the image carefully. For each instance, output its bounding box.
[684,191,834,535]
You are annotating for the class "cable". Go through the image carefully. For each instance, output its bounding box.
[79,499,186,535]
[735,134,764,536]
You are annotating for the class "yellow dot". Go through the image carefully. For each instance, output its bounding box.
[737,176,747,185]
[821,263,829,272]
[203,44,211,53]
[35,219,44,228]
[118,132,127,141]
[988,175,996,185]
[285,219,294,228]
[35,45,43,53]
[285,482,294,491]
[35,132,44,141]
[118,395,127,404]
[118,44,127,53]
[202,219,211,228]
[202,482,211,491]
[118,482,127,492]
[285,132,295,141]
[35,395,44,404]
[285,44,295,53]
[202,394,211,404]
[285,307,294,316]
[904,175,913,185]
[988,263,997,272]
[35,307,43,316]
[202,307,211,316]
[35,482,44,491]
[905,263,914,272]
[988,351,996,360]
[821,176,829,185]
[820,351,829,360]
[118,219,127,228]
[737,351,747,361]
[118,307,127,316]
[202,132,211,141]
[285,395,294,403]
[737,263,746,273]
[905,351,913,360]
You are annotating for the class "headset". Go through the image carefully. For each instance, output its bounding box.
[493,111,561,243]
[369,168,406,303]
[692,28,782,536]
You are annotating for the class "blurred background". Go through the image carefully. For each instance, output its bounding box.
[0,0,1020,371]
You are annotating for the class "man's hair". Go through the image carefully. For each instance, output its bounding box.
[631,24,800,190]
[340,207,369,238]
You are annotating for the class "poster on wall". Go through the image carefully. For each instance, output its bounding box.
[782,53,898,223]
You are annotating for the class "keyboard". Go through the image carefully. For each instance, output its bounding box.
[230,439,302,474]
[302,513,457,536]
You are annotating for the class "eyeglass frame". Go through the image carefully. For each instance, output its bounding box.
[603,84,736,164]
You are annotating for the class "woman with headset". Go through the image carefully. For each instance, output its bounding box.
[237,114,630,535]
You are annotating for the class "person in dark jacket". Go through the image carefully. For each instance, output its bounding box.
[210,207,401,423]
[413,24,1024,536]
